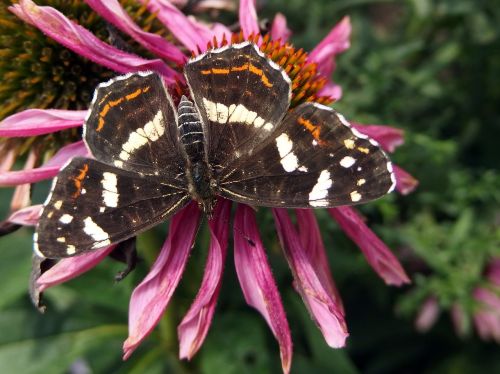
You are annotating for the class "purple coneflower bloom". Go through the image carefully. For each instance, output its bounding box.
[0,0,418,372]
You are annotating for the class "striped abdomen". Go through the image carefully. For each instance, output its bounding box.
[177,95,215,214]
[178,95,205,163]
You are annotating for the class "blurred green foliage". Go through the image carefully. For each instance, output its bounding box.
[0,0,499,373]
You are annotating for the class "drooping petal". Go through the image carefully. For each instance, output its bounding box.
[270,13,291,42]
[178,199,232,360]
[295,209,344,314]
[273,208,348,350]
[123,202,201,359]
[308,16,351,78]
[36,245,116,292]
[352,123,405,153]
[239,0,260,38]
[328,207,410,286]
[234,205,292,374]
[9,149,37,211]
[393,165,419,195]
[7,204,42,226]
[138,0,228,51]
[0,141,88,186]
[0,109,86,137]
[10,0,181,83]
[85,0,186,65]
[415,297,440,332]
[0,147,16,172]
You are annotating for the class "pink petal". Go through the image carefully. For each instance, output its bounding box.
[309,16,351,77]
[7,204,42,226]
[415,297,440,332]
[270,13,291,42]
[272,208,348,349]
[0,109,86,137]
[234,205,292,374]
[317,82,343,101]
[239,0,260,38]
[138,0,222,51]
[0,147,16,172]
[487,259,500,284]
[178,199,232,360]
[328,207,410,286]
[85,0,186,65]
[10,150,37,211]
[295,209,344,314]
[123,202,201,359]
[352,123,404,153]
[37,245,116,292]
[0,141,89,186]
[393,165,419,195]
[209,22,232,45]
[10,0,181,83]
[473,288,500,342]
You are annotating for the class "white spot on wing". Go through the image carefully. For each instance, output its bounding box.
[120,110,164,160]
[276,133,299,172]
[340,156,356,168]
[83,217,110,245]
[56,237,66,243]
[203,98,218,122]
[66,245,76,255]
[204,98,274,131]
[54,200,63,210]
[350,190,362,202]
[344,139,355,149]
[216,102,229,123]
[309,170,333,206]
[59,214,73,224]
[101,172,118,208]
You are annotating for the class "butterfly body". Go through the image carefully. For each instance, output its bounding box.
[177,95,217,215]
[34,42,395,259]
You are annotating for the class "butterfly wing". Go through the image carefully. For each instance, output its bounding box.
[84,71,184,177]
[35,158,190,258]
[184,42,291,169]
[219,103,396,207]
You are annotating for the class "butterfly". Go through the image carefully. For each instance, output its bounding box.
[34,42,395,258]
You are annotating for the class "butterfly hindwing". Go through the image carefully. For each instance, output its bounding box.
[35,158,190,258]
[84,71,184,176]
[219,102,396,207]
[184,42,291,169]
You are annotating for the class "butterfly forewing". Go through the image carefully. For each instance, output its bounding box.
[35,158,190,258]
[184,42,291,168]
[84,71,184,177]
[220,102,396,207]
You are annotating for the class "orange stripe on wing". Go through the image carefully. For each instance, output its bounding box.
[72,163,89,198]
[297,116,325,145]
[199,63,273,87]
[96,86,150,132]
